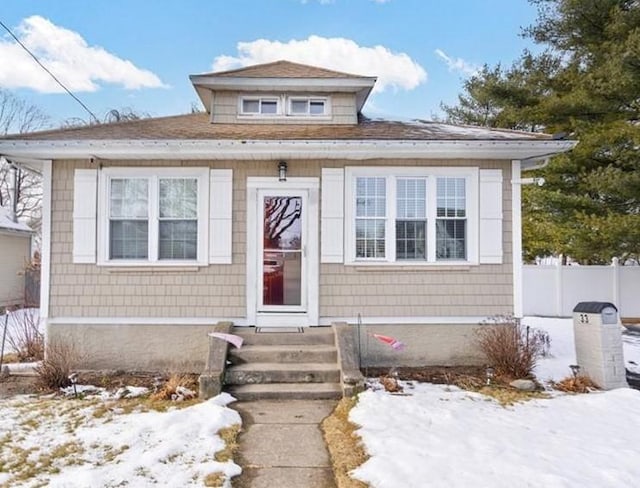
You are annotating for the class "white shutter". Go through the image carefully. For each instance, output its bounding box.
[479,169,503,264]
[73,169,97,263]
[209,169,233,264]
[321,168,344,263]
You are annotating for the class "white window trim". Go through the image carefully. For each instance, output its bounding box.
[344,166,479,266]
[238,95,283,117]
[287,96,331,117]
[97,167,209,267]
[237,94,332,119]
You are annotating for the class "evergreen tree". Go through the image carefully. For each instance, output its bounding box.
[442,0,640,263]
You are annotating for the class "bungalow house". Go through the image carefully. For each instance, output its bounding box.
[0,205,32,308]
[0,61,575,394]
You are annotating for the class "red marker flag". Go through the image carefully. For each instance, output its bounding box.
[372,333,406,351]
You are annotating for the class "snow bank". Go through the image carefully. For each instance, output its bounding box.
[351,383,640,488]
[0,393,241,487]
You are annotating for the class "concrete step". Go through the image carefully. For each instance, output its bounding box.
[227,382,342,401]
[229,345,338,364]
[225,362,340,385]
[232,327,335,346]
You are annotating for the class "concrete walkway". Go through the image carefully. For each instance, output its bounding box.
[232,400,338,488]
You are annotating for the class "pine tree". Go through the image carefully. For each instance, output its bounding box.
[442,0,640,263]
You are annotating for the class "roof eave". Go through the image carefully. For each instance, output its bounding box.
[0,139,577,162]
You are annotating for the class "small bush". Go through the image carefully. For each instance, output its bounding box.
[34,340,78,390]
[554,375,599,393]
[151,374,198,401]
[476,315,550,379]
[5,308,43,362]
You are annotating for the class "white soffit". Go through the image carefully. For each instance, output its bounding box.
[0,139,577,162]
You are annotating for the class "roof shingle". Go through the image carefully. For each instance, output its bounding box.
[0,114,551,142]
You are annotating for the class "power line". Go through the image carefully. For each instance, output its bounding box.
[0,18,99,123]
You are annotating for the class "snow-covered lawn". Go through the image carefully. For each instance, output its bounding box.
[350,317,640,488]
[0,392,241,488]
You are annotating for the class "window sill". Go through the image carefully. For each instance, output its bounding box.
[98,261,205,273]
[345,261,475,272]
[237,114,332,120]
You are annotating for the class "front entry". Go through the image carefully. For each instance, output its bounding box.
[259,191,306,312]
[247,177,319,327]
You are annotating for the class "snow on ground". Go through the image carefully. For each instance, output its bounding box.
[350,317,640,488]
[350,383,640,488]
[0,392,241,487]
[524,316,577,383]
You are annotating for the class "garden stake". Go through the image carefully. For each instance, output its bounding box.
[0,311,9,370]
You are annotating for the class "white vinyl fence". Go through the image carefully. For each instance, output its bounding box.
[523,259,640,318]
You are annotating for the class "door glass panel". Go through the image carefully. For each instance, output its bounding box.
[262,196,303,306]
[263,251,302,306]
[263,197,302,250]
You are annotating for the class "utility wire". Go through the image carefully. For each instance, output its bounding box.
[0,18,99,123]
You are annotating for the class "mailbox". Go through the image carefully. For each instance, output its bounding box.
[572,302,627,390]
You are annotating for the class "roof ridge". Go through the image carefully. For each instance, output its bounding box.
[197,59,374,79]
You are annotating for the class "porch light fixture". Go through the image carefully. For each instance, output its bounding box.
[278,160,288,182]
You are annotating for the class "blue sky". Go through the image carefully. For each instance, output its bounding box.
[1,0,539,127]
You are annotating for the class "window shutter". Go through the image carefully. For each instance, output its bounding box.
[321,168,344,263]
[479,169,503,264]
[209,169,233,264]
[73,169,97,263]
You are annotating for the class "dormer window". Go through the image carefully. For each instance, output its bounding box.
[289,98,327,116]
[241,97,280,115]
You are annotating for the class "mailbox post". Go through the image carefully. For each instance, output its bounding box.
[572,302,627,390]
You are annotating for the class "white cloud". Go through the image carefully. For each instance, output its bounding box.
[0,16,166,93]
[212,36,426,93]
[434,49,480,76]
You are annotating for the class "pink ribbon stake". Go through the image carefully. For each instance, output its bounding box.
[371,333,406,351]
[208,332,244,349]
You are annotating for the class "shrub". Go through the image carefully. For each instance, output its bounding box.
[554,375,598,393]
[476,315,550,379]
[5,307,43,362]
[34,340,78,390]
[151,374,198,401]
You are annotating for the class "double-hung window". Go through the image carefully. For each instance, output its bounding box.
[355,177,386,258]
[436,177,467,260]
[346,168,478,265]
[100,168,208,265]
[396,178,427,260]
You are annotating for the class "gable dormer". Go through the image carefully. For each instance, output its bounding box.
[189,60,376,125]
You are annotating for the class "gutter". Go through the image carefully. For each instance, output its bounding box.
[0,139,578,161]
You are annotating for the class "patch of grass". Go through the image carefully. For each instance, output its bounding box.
[104,444,129,463]
[203,472,225,487]
[214,424,241,463]
[322,397,369,488]
[471,385,549,406]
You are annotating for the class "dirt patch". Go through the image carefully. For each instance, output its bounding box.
[366,366,487,387]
